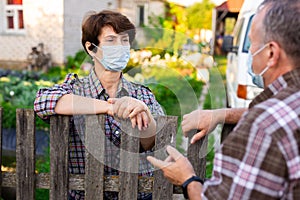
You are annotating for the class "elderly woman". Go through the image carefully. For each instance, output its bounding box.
[34,10,164,200]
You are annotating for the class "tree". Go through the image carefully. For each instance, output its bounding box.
[186,0,215,38]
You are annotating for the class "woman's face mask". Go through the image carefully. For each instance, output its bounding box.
[92,43,130,72]
[247,43,270,88]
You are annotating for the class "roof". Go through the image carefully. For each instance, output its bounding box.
[215,0,244,13]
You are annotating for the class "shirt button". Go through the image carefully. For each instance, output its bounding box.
[115,130,120,135]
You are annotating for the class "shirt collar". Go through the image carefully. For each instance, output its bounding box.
[249,67,300,108]
[89,68,132,98]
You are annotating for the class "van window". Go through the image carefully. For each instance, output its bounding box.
[233,18,245,48]
[242,15,254,53]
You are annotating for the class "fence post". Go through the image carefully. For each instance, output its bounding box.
[153,116,178,199]
[85,115,105,199]
[187,130,208,179]
[119,118,140,199]
[0,107,2,197]
[16,109,36,200]
[50,116,69,200]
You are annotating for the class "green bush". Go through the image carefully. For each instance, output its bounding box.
[35,146,50,200]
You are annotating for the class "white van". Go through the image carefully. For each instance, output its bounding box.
[223,0,264,108]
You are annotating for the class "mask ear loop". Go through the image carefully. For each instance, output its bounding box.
[91,43,99,53]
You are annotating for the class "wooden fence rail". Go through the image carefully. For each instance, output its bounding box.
[0,107,207,199]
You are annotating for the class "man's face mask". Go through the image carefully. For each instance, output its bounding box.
[247,43,270,88]
[92,43,130,72]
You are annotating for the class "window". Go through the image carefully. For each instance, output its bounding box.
[233,18,244,49]
[137,5,145,27]
[5,0,24,32]
[242,15,254,53]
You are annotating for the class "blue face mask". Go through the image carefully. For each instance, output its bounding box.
[92,43,130,72]
[247,44,270,88]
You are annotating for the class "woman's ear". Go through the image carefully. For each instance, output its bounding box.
[85,41,96,56]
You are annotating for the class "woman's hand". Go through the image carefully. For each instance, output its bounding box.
[108,97,150,130]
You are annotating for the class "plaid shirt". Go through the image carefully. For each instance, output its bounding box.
[203,67,300,200]
[34,68,164,199]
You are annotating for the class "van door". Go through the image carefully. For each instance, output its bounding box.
[226,17,245,107]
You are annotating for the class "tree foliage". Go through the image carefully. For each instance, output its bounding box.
[186,0,215,30]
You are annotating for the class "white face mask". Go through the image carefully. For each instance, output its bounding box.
[247,43,270,88]
[92,43,130,72]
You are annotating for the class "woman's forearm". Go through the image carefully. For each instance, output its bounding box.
[54,94,112,115]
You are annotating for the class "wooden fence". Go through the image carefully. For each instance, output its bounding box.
[0,107,207,200]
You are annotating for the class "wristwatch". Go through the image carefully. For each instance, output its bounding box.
[181,175,204,199]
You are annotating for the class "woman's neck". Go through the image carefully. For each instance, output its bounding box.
[95,66,121,98]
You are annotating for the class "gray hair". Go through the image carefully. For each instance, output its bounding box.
[260,0,300,66]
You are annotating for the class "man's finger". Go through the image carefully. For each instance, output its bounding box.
[166,145,183,161]
[147,156,169,169]
[191,130,206,144]
[165,155,174,162]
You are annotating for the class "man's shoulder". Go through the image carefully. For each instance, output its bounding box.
[257,87,300,111]
[246,89,300,132]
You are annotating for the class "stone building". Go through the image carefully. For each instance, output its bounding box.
[0,0,165,69]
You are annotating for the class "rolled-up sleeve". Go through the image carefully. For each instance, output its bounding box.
[34,73,74,120]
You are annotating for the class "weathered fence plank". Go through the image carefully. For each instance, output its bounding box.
[153,116,178,200]
[85,115,105,199]
[187,130,208,179]
[50,115,69,200]
[16,109,36,200]
[119,118,140,199]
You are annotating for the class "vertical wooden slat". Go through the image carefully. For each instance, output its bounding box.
[16,109,36,200]
[187,130,208,179]
[50,116,69,200]
[119,118,140,199]
[0,107,2,197]
[153,116,178,199]
[85,115,105,200]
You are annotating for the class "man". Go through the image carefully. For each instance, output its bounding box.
[147,0,300,199]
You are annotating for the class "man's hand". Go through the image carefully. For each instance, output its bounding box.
[182,109,220,144]
[147,145,196,185]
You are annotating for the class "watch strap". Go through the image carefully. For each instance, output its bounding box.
[182,175,204,199]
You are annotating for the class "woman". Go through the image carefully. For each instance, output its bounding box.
[34,10,164,200]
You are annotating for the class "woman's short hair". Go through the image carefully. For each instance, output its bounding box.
[81,10,136,54]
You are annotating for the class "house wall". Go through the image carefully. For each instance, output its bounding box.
[63,0,116,62]
[0,0,64,68]
[120,0,165,48]
[120,0,164,26]
[0,0,165,69]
